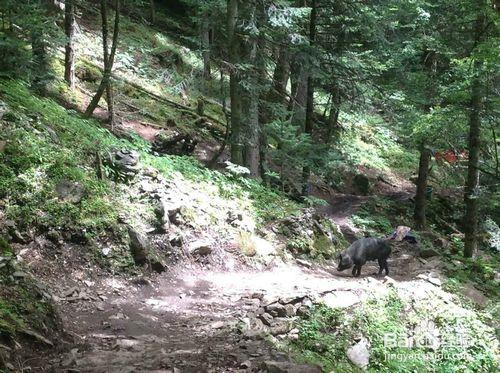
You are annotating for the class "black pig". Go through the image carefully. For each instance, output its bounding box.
[337,237,391,277]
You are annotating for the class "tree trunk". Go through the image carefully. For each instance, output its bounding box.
[31,26,49,95]
[414,146,431,229]
[326,81,341,143]
[267,47,290,106]
[463,72,481,257]
[289,53,308,131]
[227,0,243,165]
[301,0,317,195]
[201,10,211,80]
[64,0,75,88]
[463,8,485,258]
[149,0,155,24]
[85,0,120,121]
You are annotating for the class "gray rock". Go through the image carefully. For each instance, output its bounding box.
[55,180,84,203]
[284,304,296,317]
[107,149,140,180]
[154,198,170,232]
[266,303,287,318]
[258,313,274,327]
[260,361,322,373]
[346,337,370,369]
[128,227,149,265]
[189,240,213,256]
[296,305,310,317]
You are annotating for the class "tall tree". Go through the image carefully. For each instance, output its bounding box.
[64,0,75,88]
[414,145,432,229]
[301,0,317,195]
[227,0,243,165]
[463,2,487,257]
[85,0,120,124]
[201,7,211,80]
[149,0,155,24]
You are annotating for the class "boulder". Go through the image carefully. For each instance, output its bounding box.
[346,337,370,369]
[55,180,84,203]
[266,303,287,318]
[128,227,149,265]
[258,313,274,327]
[189,240,213,256]
[154,198,170,232]
[106,149,140,181]
[284,304,296,317]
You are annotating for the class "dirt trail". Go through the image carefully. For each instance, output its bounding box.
[33,252,436,373]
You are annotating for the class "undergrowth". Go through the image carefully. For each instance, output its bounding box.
[291,290,498,372]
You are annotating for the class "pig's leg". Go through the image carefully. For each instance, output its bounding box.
[384,260,389,275]
[352,266,358,276]
[377,258,384,276]
[353,265,361,277]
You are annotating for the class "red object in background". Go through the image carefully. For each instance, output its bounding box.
[434,149,467,164]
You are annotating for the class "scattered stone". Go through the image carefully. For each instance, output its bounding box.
[258,313,274,327]
[128,227,150,265]
[240,360,252,369]
[189,240,213,256]
[55,180,84,203]
[106,149,140,181]
[296,305,310,317]
[266,303,287,318]
[434,237,450,249]
[211,321,225,329]
[346,337,370,369]
[12,271,27,279]
[154,198,170,232]
[284,304,296,317]
[427,276,442,287]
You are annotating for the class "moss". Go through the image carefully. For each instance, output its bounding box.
[75,61,102,83]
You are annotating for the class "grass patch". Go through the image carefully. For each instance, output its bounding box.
[291,290,498,372]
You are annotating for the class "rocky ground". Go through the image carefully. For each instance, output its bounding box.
[11,235,445,372]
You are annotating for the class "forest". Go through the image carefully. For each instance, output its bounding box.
[0,0,498,371]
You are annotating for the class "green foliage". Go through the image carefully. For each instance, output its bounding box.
[0,236,12,256]
[0,268,59,340]
[350,197,406,236]
[0,79,121,233]
[145,154,300,224]
[292,289,498,372]
[443,252,499,299]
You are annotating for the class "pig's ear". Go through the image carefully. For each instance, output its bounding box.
[337,254,342,260]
